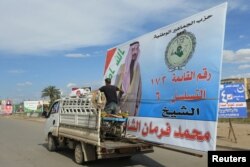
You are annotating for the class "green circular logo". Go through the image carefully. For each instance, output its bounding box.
[165,30,196,71]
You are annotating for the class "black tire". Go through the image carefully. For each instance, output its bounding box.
[121,156,132,160]
[74,143,84,164]
[47,135,57,152]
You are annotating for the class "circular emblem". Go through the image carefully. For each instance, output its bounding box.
[165,30,196,71]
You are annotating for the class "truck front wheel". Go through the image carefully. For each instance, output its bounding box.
[48,135,57,151]
[74,143,84,164]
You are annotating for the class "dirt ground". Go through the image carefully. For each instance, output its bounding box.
[217,122,250,150]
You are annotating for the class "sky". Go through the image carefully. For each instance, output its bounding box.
[0,0,250,103]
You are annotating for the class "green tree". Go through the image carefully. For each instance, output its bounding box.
[41,86,61,107]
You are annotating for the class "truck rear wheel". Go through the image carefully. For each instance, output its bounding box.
[74,143,84,164]
[48,135,57,151]
[123,156,132,159]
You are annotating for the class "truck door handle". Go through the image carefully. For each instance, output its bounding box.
[53,120,55,125]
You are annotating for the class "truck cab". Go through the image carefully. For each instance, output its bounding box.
[44,100,60,141]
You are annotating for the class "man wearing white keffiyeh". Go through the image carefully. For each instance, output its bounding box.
[115,41,142,116]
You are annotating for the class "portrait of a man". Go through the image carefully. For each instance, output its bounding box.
[115,41,142,116]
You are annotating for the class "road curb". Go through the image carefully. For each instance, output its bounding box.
[0,115,46,123]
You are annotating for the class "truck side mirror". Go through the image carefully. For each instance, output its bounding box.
[46,112,50,118]
[43,111,49,118]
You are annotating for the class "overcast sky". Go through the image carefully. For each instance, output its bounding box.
[0,0,250,103]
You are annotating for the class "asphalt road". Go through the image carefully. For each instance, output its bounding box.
[0,117,208,167]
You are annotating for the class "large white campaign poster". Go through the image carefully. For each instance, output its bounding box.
[103,3,227,151]
[24,101,43,113]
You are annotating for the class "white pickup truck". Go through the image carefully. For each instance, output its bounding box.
[44,92,153,164]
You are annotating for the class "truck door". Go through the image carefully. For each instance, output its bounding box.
[44,101,60,137]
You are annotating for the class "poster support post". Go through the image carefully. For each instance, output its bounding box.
[227,118,237,143]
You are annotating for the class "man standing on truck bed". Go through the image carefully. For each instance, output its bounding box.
[99,78,124,115]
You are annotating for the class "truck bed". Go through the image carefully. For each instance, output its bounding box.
[101,139,144,149]
[97,139,153,159]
